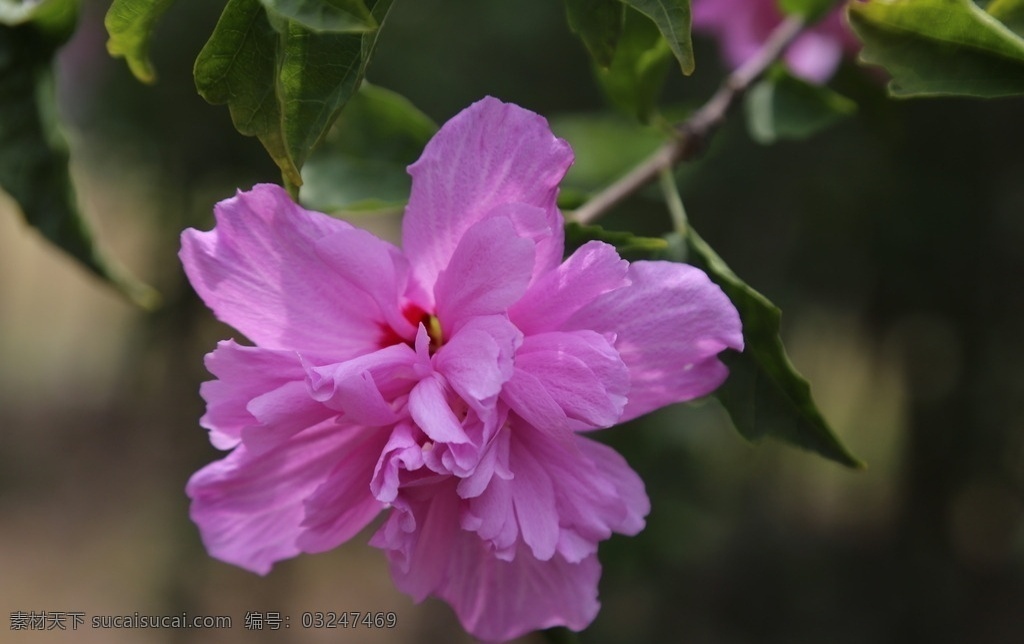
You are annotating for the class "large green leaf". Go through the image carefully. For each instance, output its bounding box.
[620,0,694,75]
[259,0,376,32]
[1,3,158,307]
[104,0,175,84]
[564,0,624,68]
[301,83,436,212]
[744,66,856,144]
[276,13,370,177]
[848,0,1024,97]
[194,0,291,180]
[194,0,392,190]
[596,8,674,122]
[679,228,864,468]
[987,0,1024,36]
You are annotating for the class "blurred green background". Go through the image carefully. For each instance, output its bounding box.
[2,1,1023,642]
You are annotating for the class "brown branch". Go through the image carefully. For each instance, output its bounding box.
[569,15,807,226]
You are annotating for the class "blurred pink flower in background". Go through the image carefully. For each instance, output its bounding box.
[180,97,742,641]
[692,0,859,83]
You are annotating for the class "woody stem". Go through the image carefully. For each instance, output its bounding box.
[568,15,807,227]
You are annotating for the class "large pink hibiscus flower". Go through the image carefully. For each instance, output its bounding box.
[181,96,742,641]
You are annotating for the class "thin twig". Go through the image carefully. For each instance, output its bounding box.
[569,15,807,226]
[659,167,689,236]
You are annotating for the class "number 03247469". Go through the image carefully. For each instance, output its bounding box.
[300,611,397,629]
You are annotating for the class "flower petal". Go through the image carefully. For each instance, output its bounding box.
[566,260,743,421]
[371,422,428,503]
[373,481,602,641]
[466,423,649,563]
[296,428,391,553]
[198,340,307,450]
[508,438,559,560]
[181,184,389,359]
[507,330,629,431]
[438,545,601,642]
[509,241,630,335]
[304,344,418,427]
[570,435,649,539]
[500,368,570,437]
[239,380,336,455]
[187,422,379,574]
[409,375,470,445]
[434,315,522,414]
[313,226,415,342]
[455,425,512,500]
[786,30,843,84]
[459,475,519,558]
[369,480,462,601]
[402,97,573,298]
[434,216,535,335]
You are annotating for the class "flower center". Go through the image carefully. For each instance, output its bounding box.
[423,314,444,353]
[379,303,444,353]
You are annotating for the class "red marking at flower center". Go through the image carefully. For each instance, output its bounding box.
[378,303,444,352]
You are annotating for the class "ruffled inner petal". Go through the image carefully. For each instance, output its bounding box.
[198,340,308,450]
[433,315,522,414]
[409,375,471,445]
[461,423,649,561]
[304,344,418,427]
[506,330,629,431]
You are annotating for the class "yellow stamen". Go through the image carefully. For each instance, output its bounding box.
[426,314,444,351]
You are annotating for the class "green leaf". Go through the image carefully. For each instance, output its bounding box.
[679,228,864,468]
[194,0,293,181]
[0,1,45,26]
[0,1,36,25]
[0,0,77,35]
[777,0,833,21]
[620,0,694,75]
[564,0,624,68]
[549,113,664,191]
[987,0,1024,36]
[848,0,1024,98]
[195,0,392,189]
[564,221,668,260]
[276,0,389,177]
[259,0,375,32]
[301,83,436,212]
[596,8,674,122]
[104,0,175,84]
[744,66,857,144]
[0,9,159,308]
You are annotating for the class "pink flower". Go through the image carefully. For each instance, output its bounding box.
[692,0,859,83]
[181,97,742,641]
